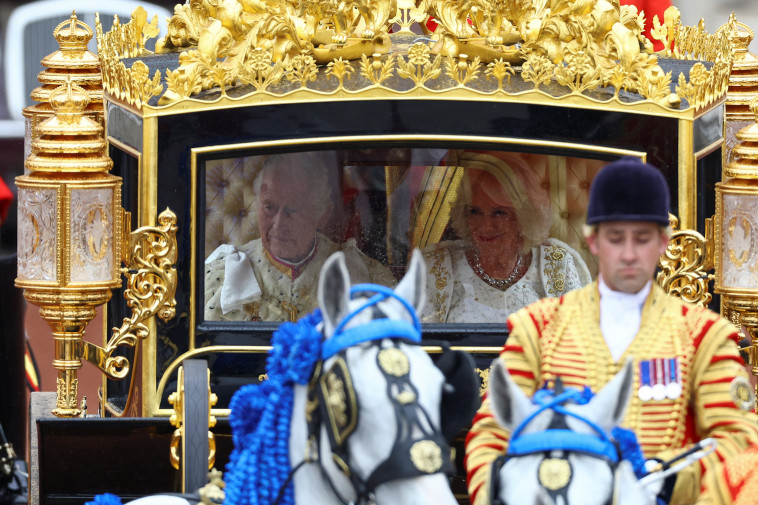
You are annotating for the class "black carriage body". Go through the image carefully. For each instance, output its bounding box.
[103,89,725,417]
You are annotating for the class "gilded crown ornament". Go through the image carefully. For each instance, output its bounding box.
[23,12,103,156]
[721,14,758,121]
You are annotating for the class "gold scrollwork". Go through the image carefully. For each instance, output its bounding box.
[81,209,178,379]
[656,219,713,308]
[28,212,40,255]
[477,367,490,397]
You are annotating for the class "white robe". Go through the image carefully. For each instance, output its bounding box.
[205,234,396,322]
[421,238,591,323]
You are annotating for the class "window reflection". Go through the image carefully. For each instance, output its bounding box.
[204,152,395,322]
[203,148,608,323]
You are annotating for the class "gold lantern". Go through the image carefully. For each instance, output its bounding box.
[15,77,178,417]
[714,97,758,404]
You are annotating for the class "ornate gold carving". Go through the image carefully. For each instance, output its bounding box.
[661,10,733,110]
[198,468,226,505]
[656,215,714,307]
[538,458,572,491]
[95,9,163,108]
[477,367,489,397]
[96,4,732,111]
[24,12,104,146]
[410,440,443,473]
[93,209,179,378]
[719,14,758,121]
[378,347,411,376]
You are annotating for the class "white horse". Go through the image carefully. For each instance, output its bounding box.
[94,250,475,505]
[283,249,463,505]
[486,359,713,505]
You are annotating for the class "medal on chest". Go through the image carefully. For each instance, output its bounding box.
[638,358,681,401]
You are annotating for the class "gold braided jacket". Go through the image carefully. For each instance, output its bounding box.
[464,281,758,505]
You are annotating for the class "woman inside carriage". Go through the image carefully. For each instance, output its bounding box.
[421,150,592,323]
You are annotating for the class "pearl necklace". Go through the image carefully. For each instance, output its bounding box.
[470,250,527,290]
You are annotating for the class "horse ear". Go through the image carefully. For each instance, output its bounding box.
[318,251,351,337]
[587,358,634,432]
[394,249,427,316]
[488,359,534,432]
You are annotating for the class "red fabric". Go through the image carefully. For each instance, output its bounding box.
[621,0,672,51]
[0,176,12,226]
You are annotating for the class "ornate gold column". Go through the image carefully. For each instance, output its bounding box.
[714,98,758,407]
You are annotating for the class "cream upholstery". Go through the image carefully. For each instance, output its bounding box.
[204,156,265,257]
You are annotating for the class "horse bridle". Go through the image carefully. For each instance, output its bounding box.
[280,284,455,505]
[489,386,623,505]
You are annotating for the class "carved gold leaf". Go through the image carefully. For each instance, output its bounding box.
[97,2,733,111]
[656,221,714,308]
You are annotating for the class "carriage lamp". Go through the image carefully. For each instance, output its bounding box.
[714,97,758,409]
[15,78,178,417]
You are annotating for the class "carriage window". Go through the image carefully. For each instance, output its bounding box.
[203,148,610,324]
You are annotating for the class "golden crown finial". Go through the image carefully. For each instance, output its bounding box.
[49,76,90,121]
[724,15,754,54]
[54,11,93,51]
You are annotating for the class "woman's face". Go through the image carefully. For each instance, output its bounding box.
[465,172,522,259]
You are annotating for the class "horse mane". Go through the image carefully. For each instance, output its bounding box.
[224,310,323,505]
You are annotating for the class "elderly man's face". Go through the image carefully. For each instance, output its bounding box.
[257,171,324,262]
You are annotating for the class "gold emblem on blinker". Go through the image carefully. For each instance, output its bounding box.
[410,440,443,473]
[729,376,755,411]
[378,348,410,376]
[538,458,571,491]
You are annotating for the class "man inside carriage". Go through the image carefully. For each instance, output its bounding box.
[464,158,758,505]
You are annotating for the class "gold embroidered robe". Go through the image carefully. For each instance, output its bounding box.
[464,282,758,505]
[205,235,395,322]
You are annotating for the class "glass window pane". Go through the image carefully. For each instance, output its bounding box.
[203,147,616,324]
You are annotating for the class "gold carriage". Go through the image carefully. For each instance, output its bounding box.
[15,0,758,503]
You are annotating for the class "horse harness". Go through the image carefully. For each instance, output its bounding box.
[278,284,458,505]
[489,386,625,505]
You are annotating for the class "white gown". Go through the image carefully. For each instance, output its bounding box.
[421,238,591,323]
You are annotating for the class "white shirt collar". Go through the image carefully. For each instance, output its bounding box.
[597,275,652,361]
[597,275,651,308]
